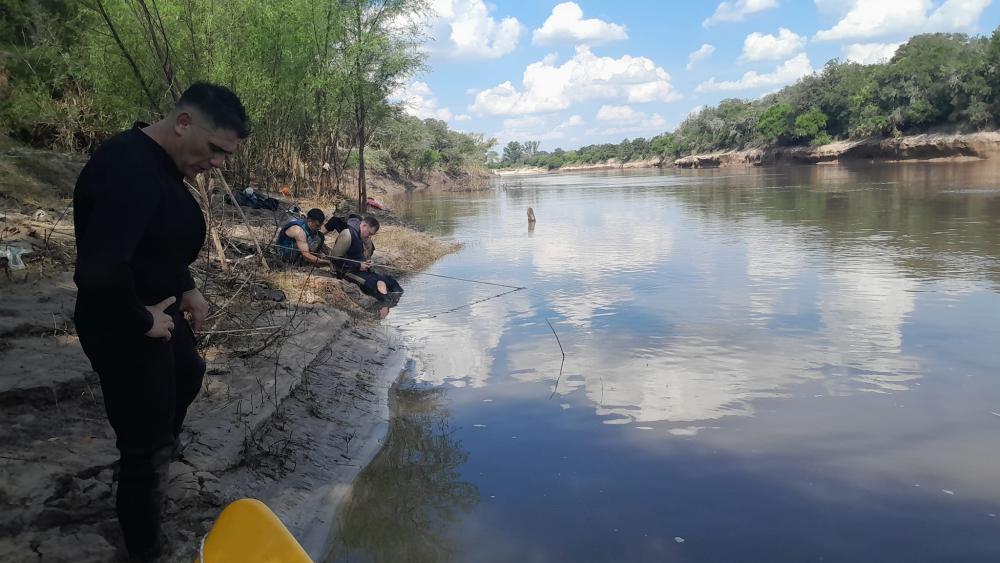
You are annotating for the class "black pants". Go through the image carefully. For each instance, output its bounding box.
[76,306,205,557]
[344,270,403,300]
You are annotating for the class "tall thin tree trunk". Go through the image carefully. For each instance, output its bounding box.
[357,133,366,213]
[93,0,160,111]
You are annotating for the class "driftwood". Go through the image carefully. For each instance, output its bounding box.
[187,177,229,272]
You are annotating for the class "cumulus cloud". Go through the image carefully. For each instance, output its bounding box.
[532,2,628,46]
[703,0,780,27]
[696,52,813,92]
[495,113,585,146]
[686,44,716,70]
[470,46,682,116]
[426,0,524,58]
[391,81,453,121]
[814,0,991,42]
[589,105,667,136]
[741,28,806,61]
[842,42,902,64]
[596,104,641,122]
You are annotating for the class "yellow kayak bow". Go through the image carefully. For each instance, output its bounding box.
[195,498,312,563]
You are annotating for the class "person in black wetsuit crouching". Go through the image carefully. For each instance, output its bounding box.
[329,216,403,301]
[73,82,249,561]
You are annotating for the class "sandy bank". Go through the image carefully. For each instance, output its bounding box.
[494,157,667,176]
[673,132,1000,168]
[491,132,1000,175]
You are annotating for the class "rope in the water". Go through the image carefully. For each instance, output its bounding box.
[546,318,567,399]
[393,286,524,328]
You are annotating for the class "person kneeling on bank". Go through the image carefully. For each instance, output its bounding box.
[275,208,331,267]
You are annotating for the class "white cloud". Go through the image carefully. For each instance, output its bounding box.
[814,0,991,42]
[596,104,641,122]
[502,115,547,130]
[494,113,585,146]
[532,2,628,46]
[562,114,584,127]
[453,114,471,121]
[741,28,806,61]
[695,53,813,92]
[703,0,780,27]
[842,42,902,64]
[426,0,524,59]
[391,81,453,121]
[589,106,667,136]
[686,44,716,71]
[470,46,682,116]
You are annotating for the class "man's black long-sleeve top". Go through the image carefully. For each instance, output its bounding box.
[73,123,206,335]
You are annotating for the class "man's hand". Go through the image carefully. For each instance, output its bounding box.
[145,296,176,341]
[180,288,209,332]
[360,260,373,272]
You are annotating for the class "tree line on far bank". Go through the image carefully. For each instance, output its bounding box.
[0,0,493,208]
[499,29,1000,170]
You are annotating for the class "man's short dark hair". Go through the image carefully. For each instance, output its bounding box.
[362,216,380,232]
[177,82,250,138]
[307,208,325,222]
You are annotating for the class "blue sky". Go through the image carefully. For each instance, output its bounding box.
[392,0,1000,151]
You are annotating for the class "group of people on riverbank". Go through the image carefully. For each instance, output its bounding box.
[274,208,403,302]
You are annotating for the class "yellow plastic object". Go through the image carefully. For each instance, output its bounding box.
[195,498,313,563]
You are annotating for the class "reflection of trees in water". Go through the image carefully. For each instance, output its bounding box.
[672,164,1000,284]
[328,383,478,563]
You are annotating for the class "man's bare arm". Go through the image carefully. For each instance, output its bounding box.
[287,225,329,265]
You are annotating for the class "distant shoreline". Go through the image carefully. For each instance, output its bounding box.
[494,131,1000,175]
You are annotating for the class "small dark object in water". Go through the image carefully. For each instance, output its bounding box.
[527,207,536,223]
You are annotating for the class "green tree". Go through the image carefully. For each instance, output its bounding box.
[793,107,828,142]
[522,140,540,159]
[758,102,794,143]
[337,0,426,211]
[502,141,523,164]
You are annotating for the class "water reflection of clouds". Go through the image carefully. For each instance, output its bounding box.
[743,217,809,318]
[818,247,921,392]
[399,168,998,428]
[506,328,820,425]
[405,287,532,389]
[548,287,624,329]
[422,264,919,427]
[497,237,926,428]
[480,206,675,282]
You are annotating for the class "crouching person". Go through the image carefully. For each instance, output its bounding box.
[275,208,331,267]
[330,216,403,301]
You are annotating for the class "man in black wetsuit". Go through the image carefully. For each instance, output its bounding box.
[73,83,249,560]
[329,216,402,301]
